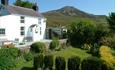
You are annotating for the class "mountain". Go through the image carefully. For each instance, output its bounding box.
[43,6,107,27]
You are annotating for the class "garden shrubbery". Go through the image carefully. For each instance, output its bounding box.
[81,56,102,70]
[44,54,54,70]
[99,46,115,69]
[30,42,46,53]
[68,56,81,70]
[34,54,44,70]
[49,37,60,50]
[24,52,33,61]
[55,56,66,70]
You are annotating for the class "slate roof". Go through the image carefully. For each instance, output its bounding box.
[5,5,43,17]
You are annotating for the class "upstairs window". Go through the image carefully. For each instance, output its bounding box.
[0,28,5,35]
[20,27,25,36]
[20,16,25,23]
[38,18,41,24]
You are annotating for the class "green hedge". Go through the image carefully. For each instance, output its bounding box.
[55,56,66,70]
[68,56,81,70]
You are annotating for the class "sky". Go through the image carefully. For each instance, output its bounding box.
[9,0,115,15]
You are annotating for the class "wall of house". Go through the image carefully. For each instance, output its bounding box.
[0,14,46,43]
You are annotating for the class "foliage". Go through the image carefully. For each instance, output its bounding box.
[68,21,96,46]
[68,56,81,70]
[44,54,54,70]
[34,54,44,69]
[0,48,20,58]
[14,0,33,9]
[100,36,115,50]
[50,38,60,50]
[55,56,66,70]
[99,46,115,69]
[30,42,46,53]
[81,56,102,70]
[90,43,100,56]
[107,12,115,32]
[0,56,15,70]
[0,48,20,70]
[67,20,109,47]
[24,52,33,61]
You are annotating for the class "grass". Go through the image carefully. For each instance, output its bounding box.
[11,47,91,70]
[53,47,91,60]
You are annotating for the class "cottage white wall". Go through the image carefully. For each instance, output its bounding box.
[0,15,20,41]
[0,14,46,42]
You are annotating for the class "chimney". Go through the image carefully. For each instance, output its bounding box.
[1,0,9,5]
[32,3,39,11]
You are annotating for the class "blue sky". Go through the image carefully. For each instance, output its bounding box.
[9,0,115,15]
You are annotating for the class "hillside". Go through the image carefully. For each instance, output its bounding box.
[43,6,107,27]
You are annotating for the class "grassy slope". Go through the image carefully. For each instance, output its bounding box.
[43,13,107,27]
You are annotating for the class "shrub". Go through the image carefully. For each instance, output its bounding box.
[50,38,60,50]
[68,56,81,70]
[101,60,113,70]
[0,48,19,70]
[44,54,54,70]
[24,52,33,61]
[55,56,66,70]
[81,56,102,70]
[90,43,100,56]
[34,54,44,70]
[0,48,20,58]
[0,56,15,70]
[99,46,115,69]
[30,42,46,53]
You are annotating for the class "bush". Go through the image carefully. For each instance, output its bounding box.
[101,60,114,70]
[99,46,115,69]
[81,56,102,70]
[0,48,19,70]
[34,54,44,70]
[24,52,33,61]
[30,42,46,53]
[44,54,54,70]
[0,56,15,70]
[90,43,100,56]
[55,56,66,70]
[0,48,20,58]
[50,38,60,50]
[68,56,81,70]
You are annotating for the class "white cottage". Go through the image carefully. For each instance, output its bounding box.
[0,3,46,44]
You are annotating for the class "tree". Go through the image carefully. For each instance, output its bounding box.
[107,12,115,32]
[67,21,96,46]
[14,0,33,9]
[67,20,109,47]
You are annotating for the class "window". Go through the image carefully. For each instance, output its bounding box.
[0,29,5,35]
[20,27,25,36]
[40,27,42,35]
[20,16,25,23]
[38,18,41,24]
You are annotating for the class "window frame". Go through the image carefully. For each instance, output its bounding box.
[0,28,5,36]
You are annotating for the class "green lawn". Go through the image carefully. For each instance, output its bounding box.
[11,47,91,70]
[53,47,91,60]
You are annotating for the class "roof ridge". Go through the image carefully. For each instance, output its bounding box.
[9,5,35,12]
